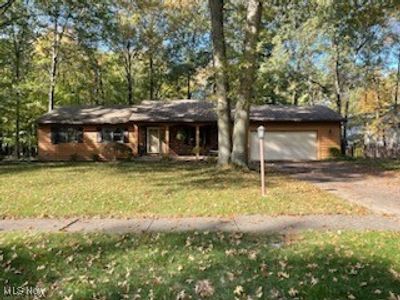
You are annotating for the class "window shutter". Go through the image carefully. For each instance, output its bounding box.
[97,127,102,143]
[123,128,129,143]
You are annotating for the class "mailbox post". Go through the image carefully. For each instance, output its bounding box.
[257,126,266,196]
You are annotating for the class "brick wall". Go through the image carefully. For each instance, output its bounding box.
[38,124,138,161]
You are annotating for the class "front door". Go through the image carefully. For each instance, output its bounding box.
[147,127,160,154]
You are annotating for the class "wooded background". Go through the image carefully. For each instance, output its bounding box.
[0,0,399,159]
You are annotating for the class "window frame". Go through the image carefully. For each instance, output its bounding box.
[51,126,84,144]
[99,127,129,144]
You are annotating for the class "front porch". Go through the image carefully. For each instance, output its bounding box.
[137,123,218,158]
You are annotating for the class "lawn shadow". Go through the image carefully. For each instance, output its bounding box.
[0,232,399,299]
[0,161,102,176]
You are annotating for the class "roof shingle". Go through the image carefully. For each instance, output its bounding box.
[250,104,343,122]
[37,100,342,124]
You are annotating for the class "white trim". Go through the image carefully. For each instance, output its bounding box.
[146,127,161,154]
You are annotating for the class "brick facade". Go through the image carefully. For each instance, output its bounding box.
[38,124,138,161]
[38,121,340,161]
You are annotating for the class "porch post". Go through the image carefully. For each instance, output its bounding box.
[164,125,170,155]
[195,125,200,160]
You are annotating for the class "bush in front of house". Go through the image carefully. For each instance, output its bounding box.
[70,153,79,161]
[329,147,344,159]
[102,142,133,161]
[192,146,203,156]
[91,153,102,162]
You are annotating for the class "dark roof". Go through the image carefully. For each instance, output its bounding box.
[37,100,343,124]
[129,100,216,122]
[37,105,134,125]
[250,105,343,122]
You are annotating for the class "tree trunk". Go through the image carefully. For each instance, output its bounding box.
[15,92,20,158]
[149,53,154,100]
[208,0,232,165]
[187,71,191,99]
[12,26,21,159]
[48,48,57,111]
[47,11,70,112]
[48,17,60,112]
[333,41,342,115]
[98,67,105,104]
[231,0,262,167]
[395,49,400,110]
[126,43,134,104]
[333,39,348,154]
[127,74,133,104]
[93,58,104,105]
[342,97,349,155]
[292,87,298,105]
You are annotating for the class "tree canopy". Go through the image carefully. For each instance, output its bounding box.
[0,0,399,158]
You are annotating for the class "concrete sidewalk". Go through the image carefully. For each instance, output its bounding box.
[0,215,399,233]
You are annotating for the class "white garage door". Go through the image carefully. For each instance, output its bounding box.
[250,131,317,161]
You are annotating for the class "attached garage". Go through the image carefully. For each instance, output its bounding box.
[248,105,343,161]
[250,131,317,161]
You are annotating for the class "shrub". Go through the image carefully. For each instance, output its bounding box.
[329,147,342,159]
[161,153,172,161]
[92,153,102,162]
[102,143,133,161]
[70,153,79,161]
[192,146,202,156]
[205,156,217,164]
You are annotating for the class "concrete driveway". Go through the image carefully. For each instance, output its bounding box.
[273,161,400,217]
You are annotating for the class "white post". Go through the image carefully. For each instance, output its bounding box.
[257,126,266,196]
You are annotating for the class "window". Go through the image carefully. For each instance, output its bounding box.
[98,127,128,143]
[51,127,83,144]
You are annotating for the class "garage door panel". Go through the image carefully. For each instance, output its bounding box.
[250,131,317,161]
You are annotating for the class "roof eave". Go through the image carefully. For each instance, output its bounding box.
[249,118,343,122]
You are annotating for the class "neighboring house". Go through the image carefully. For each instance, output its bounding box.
[37,99,342,161]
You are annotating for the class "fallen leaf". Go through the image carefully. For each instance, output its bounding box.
[234,285,244,296]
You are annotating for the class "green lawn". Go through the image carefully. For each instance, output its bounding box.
[0,231,399,299]
[0,161,366,218]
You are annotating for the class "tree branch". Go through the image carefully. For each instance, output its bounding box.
[0,0,14,14]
